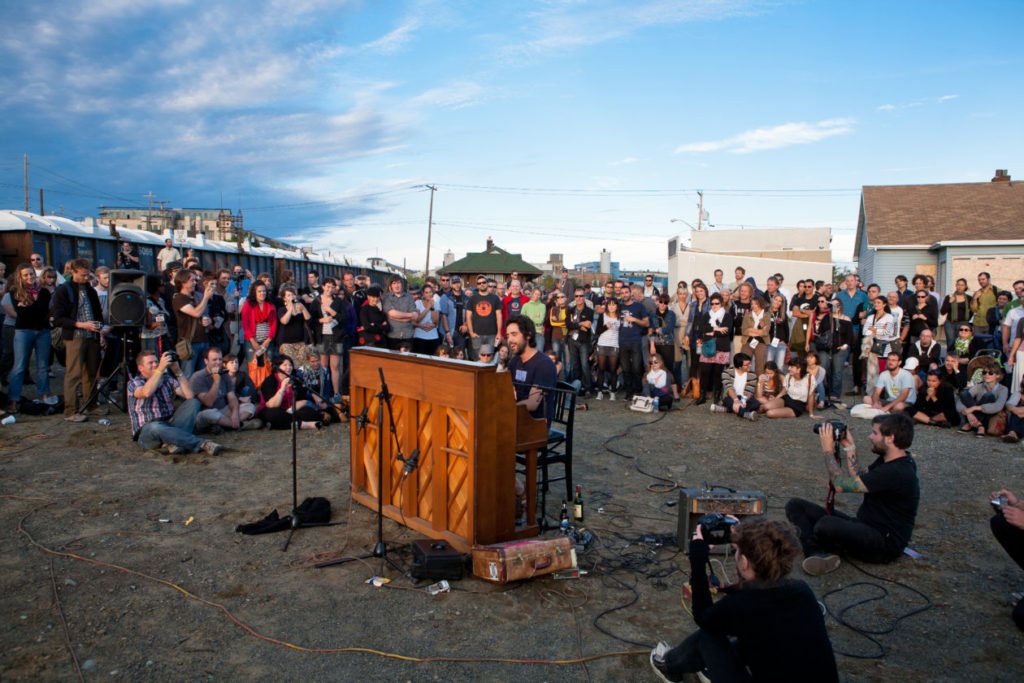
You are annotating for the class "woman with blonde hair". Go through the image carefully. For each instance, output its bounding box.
[7,263,56,412]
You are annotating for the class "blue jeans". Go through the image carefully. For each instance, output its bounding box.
[550,337,566,369]
[8,328,52,402]
[181,341,209,378]
[768,342,788,369]
[136,398,203,452]
[828,347,849,399]
[566,338,592,391]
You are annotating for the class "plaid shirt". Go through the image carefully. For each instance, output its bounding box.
[73,284,99,339]
[128,373,181,437]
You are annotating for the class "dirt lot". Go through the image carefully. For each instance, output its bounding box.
[2,376,1023,682]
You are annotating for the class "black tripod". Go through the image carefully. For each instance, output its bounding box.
[281,370,336,552]
[83,327,138,414]
[317,368,414,579]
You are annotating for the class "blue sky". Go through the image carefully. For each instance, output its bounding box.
[1,0,1021,270]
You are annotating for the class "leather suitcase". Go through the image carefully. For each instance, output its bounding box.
[471,536,576,583]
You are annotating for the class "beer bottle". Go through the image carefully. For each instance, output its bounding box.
[559,501,570,532]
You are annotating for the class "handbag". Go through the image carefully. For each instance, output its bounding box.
[700,338,717,357]
[629,395,657,413]
[175,315,197,361]
[870,337,887,356]
[682,377,701,400]
[989,410,1008,437]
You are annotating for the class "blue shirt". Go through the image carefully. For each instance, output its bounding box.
[834,288,870,332]
[618,301,648,345]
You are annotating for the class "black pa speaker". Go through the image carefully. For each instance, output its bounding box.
[109,269,146,326]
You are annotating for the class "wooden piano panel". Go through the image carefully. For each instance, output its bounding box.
[349,348,528,553]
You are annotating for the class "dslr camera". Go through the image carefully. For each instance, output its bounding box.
[698,512,738,544]
[163,350,179,364]
[813,420,847,440]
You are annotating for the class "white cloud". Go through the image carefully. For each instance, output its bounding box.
[410,81,485,110]
[675,118,855,154]
[938,94,959,102]
[360,19,421,54]
[503,0,768,59]
[608,157,638,166]
[877,95,958,112]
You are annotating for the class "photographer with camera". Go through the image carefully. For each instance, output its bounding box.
[650,516,837,682]
[990,489,1024,629]
[786,414,919,576]
[128,350,222,456]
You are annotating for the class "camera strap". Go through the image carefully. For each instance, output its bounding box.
[826,481,836,515]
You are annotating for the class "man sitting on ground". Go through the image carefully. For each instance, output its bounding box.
[128,350,222,456]
[191,347,261,433]
[786,414,919,575]
[863,352,916,413]
[711,352,759,421]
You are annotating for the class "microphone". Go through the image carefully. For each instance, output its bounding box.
[354,403,371,434]
[402,448,420,476]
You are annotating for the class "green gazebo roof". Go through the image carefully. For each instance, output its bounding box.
[439,243,541,275]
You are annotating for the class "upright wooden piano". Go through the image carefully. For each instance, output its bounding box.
[349,348,548,553]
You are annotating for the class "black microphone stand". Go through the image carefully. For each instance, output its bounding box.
[280,370,333,551]
[316,367,413,580]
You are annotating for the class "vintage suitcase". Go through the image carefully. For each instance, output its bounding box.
[471,536,577,583]
[410,538,465,581]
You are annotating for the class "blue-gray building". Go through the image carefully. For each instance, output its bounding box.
[855,171,1024,295]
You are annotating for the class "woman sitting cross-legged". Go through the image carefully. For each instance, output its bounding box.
[909,369,960,428]
[257,355,325,430]
[650,517,838,683]
[760,356,822,420]
[956,364,1009,437]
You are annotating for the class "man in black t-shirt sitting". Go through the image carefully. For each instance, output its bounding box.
[786,413,919,576]
[506,317,557,424]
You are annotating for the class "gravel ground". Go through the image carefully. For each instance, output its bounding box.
[1,376,1023,681]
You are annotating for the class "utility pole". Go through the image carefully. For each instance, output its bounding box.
[157,200,168,234]
[424,184,437,276]
[39,188,44,215]
[23,155,29,212]
[696,190,703,231]
[144,191,156,232]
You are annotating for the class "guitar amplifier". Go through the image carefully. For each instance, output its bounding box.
[676,487,767,552]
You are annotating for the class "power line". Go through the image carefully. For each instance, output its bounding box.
[437,183,861,197]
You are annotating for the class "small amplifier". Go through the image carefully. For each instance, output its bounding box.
[676,487,767,552]
[410,538,465,581]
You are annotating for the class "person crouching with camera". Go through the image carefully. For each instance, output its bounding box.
[990,489,1024,630]
[785,414,919,576]
[650,516,838,682]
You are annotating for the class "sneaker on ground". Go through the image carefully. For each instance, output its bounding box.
[743,410,758,421]
[709,404,726,413]
[63,413,87,423]
[595,390,603,400]
[163,444,185,455]
[649,641,682,683]
[42,395,60,406]
[608,391,616,401]
[200,440,223,456]
[802,554,841,576]
[833,402,848,410]
[240,418,264,431]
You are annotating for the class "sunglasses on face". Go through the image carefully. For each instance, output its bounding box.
[982,370,998,375]
[959,327,971,332]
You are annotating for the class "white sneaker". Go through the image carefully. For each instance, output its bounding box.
[743,410,758,421]
[595,390,604,400]
[649,641,679,683]
[802,554,841,576]
[607,391,616,401]
[709,404,726,413]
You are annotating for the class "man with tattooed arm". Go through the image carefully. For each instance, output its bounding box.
[785,414,919,576]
